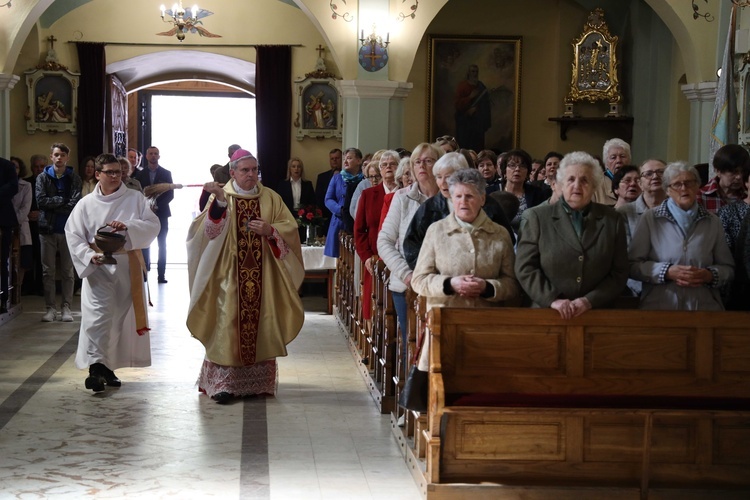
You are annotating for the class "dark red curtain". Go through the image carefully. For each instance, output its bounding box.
[255,45,291,192]
[75,42,107,160]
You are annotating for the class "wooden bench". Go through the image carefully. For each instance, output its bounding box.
[421,307,750,499]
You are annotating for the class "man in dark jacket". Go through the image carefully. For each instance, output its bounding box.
[135,146,173,283]
[315,148,342,235]
[36,143,82,322]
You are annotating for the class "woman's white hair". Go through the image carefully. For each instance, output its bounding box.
[602,138,631,162]
[662,161,700,188]
[378,150,400,168]
[447,167,486,196]
[433,151,469,176]
[395,156,411,179]
[557,151,604,191]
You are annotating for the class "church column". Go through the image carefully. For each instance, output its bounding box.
[0,73,20,158]
[680,81,717,166]
[336,80,412,152]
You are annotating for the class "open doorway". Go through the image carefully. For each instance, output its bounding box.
[148,93,256,265]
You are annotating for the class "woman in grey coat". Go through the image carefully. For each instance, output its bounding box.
[515,151,629,319]
[629,161,734,310]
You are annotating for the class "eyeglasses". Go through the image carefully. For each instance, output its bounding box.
[619,177,640,185]
[668,180,698,190]
[436,136,456,143]
[99,170,122,177]
[641,170,665,179]
[367,174,382,181]
[506,162,527,171]
[413,158,436,166]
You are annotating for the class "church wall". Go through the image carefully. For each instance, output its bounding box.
[402,0,689,163]
[6,0,345,180]
[4,0,701,174]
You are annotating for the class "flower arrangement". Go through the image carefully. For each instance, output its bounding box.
[296,205,326,227]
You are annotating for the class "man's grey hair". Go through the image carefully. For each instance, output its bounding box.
[602,138,631,163]
[557,151,604,191]
[433,152,469,176]
[662,161,700,188]
[447,167,486,196]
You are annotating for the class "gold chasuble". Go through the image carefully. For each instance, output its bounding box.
[186,182,304,367]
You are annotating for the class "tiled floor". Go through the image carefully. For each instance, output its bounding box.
[0,265,420,499]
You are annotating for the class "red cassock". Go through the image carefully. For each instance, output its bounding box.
[354,183,387,320]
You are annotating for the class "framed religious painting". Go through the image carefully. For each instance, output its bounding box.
[25,66,80,135]
[294,76,342,141]
[427,35,522,153]
[564,8,623,116]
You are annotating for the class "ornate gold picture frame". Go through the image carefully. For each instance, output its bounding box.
[565,8,623,116]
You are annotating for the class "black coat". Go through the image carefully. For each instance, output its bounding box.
[135,165,173,218]
[403,193,515,270]
[501,180,550,208]
[277,179,316,214]
[0,157,19,228]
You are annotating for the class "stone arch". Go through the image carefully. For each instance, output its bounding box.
[107,51,256,94]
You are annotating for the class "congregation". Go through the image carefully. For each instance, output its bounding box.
[1,135,748,399]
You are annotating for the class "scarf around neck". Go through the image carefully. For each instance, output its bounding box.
[341,170,363,184]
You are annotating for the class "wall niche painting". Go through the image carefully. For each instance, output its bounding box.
[25,66,80,135]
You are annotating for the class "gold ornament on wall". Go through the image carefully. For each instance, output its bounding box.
[564,8,623,117]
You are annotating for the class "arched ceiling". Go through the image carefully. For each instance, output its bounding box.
[106,51,255,93]
[38,0,299,28]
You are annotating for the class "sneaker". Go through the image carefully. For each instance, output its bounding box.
[42,308,56,322]
[61,304,73,322]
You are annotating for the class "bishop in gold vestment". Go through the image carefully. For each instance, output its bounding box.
[186,150,304,403]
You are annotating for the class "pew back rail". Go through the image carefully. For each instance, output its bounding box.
[426,307,750,494]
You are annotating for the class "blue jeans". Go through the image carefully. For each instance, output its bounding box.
[392,291,408,364]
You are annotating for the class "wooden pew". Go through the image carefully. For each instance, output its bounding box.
[420,307,750,499]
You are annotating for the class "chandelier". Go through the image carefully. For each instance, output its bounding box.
[160,2,204,41]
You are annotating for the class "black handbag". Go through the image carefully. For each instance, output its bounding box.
[398,330,428,412]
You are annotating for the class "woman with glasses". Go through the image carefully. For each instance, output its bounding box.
[612,165,641,209]
[617,159,667,296]
[378,143,442,358]
[617,159,667,245]
[354,150,400,324]
[495,149,548,230]
[349,150,385,221]
[396,157,412,189]
[629,161,734,310]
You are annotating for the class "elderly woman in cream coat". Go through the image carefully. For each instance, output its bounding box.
[412,168,519,309]
[629,161,734,310]
[412,168,519,370]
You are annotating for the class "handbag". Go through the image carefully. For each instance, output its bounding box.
[398,329,428,412]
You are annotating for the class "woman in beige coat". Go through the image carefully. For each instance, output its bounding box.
[411,169,519,371]
[412,168,519,310]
